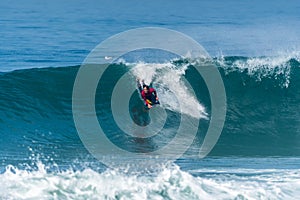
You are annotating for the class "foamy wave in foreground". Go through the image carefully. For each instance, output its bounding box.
[1,162,299,200]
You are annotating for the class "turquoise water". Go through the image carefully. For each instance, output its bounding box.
[1,0,300,199]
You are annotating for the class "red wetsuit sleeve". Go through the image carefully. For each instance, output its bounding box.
[149,88,156,96]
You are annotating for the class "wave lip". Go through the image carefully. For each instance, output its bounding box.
[215,52,300,88]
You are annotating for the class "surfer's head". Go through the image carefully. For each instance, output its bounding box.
[143,85,149,93]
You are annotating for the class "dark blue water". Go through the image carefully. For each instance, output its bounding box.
[0,0,300,199]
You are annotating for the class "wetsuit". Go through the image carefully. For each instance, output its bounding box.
[137,80,159,106]
[141,88,158,106]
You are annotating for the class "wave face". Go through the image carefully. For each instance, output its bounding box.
[0,55,300,165]
[213,55,300,156]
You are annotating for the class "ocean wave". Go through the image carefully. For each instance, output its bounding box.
[0,55,300,158]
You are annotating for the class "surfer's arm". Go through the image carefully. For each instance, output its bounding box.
[150,88,159,100]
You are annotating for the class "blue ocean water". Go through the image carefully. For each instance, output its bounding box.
[1,0,300,199]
